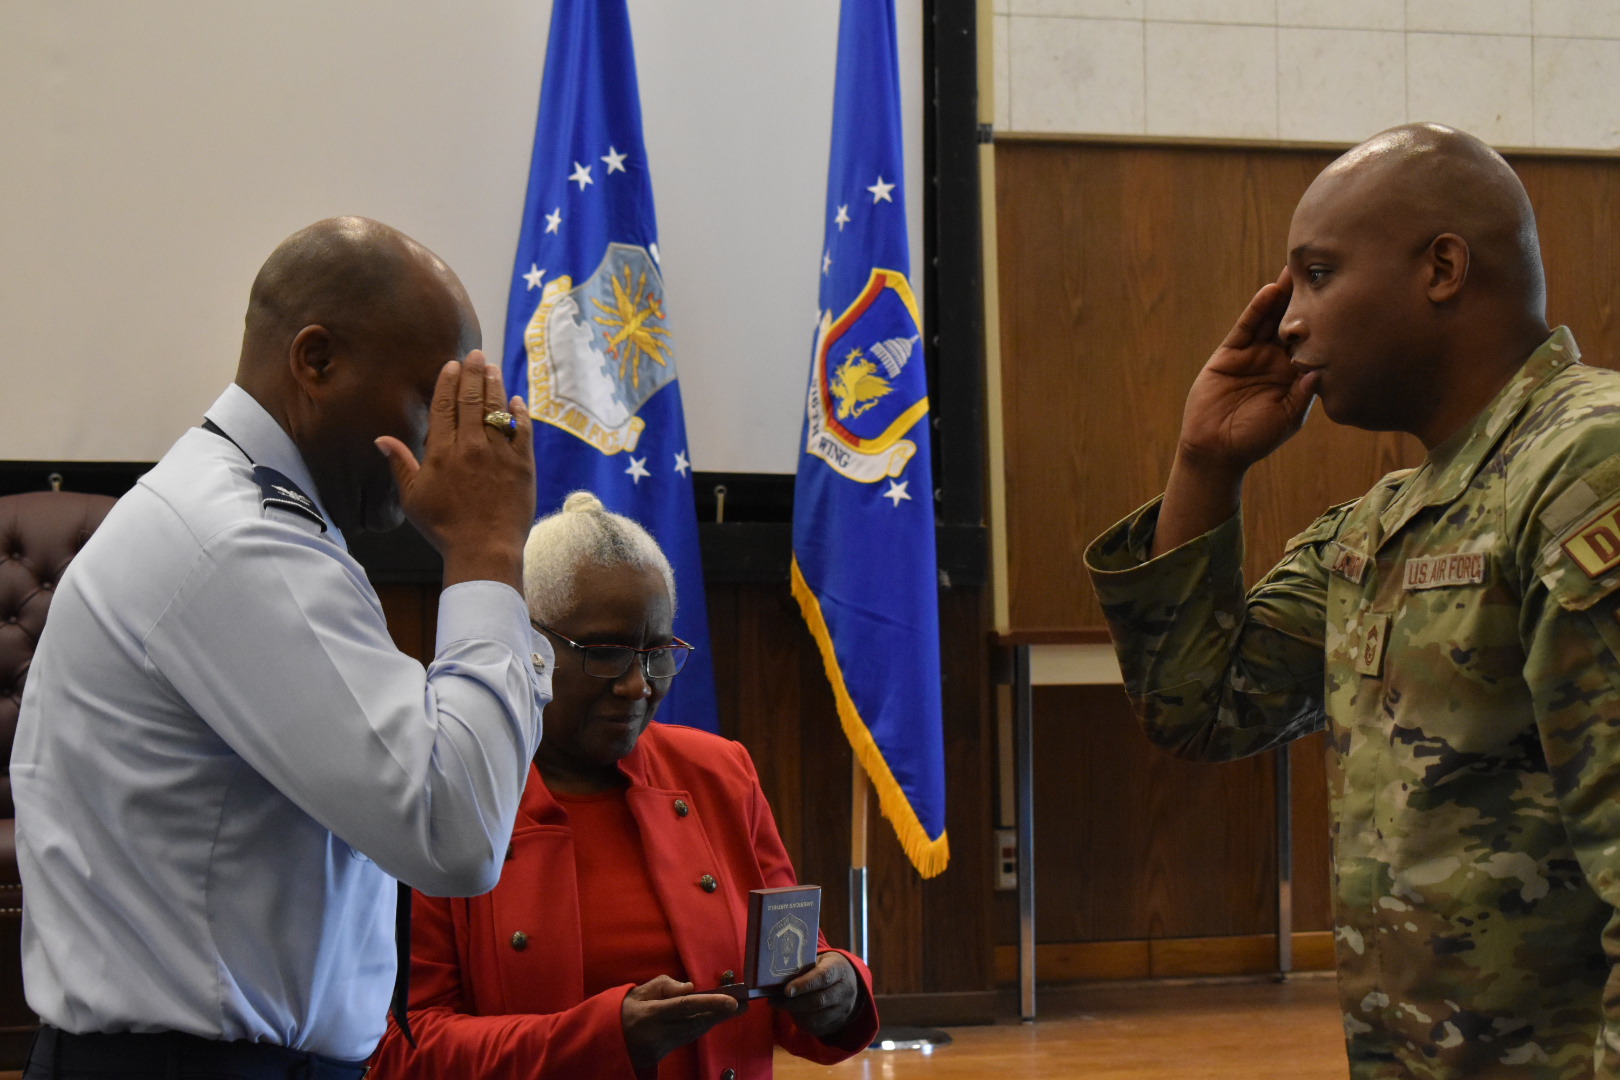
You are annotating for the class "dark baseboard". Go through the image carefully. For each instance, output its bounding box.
[872,990,998,1027]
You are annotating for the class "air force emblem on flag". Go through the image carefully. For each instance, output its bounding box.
[804,268,928,483]
[523,241,675,456]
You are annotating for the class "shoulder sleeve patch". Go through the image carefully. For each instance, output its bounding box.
[252,466,326,532]
[1529,446,1620,540]
[1561,498,1620,581]
[1537,455,1620,609]
[1541,499,1620,613]
[1283,497,1360,554]
[1535,451,1620,539]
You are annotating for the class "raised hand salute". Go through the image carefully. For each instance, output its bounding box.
[376,350,536,592]
[1153,268,1318,557]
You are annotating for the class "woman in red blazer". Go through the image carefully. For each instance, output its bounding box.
[371,492,878,1080]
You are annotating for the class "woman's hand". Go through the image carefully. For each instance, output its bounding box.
[770,952,860,1037]
[620,976,740,1070]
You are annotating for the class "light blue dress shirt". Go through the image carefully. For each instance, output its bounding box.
[12,384,551,1061]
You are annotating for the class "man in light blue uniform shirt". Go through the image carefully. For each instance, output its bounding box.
[12,217,551,1078]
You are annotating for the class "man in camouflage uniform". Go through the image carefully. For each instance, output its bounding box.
[1086,124,1620,1077]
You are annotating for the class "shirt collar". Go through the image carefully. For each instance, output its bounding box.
[1379,326,1579,533]
[201,383,345,544]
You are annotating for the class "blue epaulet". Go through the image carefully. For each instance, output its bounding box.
[252,466,326,532]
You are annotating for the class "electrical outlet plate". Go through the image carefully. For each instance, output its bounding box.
[994,827,1017,891]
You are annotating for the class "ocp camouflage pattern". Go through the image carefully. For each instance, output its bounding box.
[1087,328,1620,1078]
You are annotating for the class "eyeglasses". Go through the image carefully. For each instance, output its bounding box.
[531,620,694,681]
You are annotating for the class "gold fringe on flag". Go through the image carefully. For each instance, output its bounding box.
[791,557,950,879]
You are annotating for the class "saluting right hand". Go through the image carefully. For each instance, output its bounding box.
[1176,269,1318,471]
[1150,270,1320,558]
[620,976,741,1071]
[376,351,536,591]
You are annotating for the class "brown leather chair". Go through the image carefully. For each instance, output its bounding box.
[0,490,118,1068]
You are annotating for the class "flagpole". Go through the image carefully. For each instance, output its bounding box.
[852,759,952,1054]
[849,759,870,964]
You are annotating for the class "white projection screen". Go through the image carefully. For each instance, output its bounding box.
[0,1,924,474]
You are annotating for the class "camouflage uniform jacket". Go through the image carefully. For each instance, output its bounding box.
[1086,328,1620,1078]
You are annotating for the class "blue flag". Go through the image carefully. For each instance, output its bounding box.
[791,0,948,877]
[502,0,718,732]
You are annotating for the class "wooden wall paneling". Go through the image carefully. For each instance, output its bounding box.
[1027,684,1278,942]
[995,144,1176,632]
[865,798,927,994]
[992,685,1335,957]
[729,585,807,862]
[1288,731,1334,933]
[1514,154,1620,365]
[703,582,741,745]
[920,586,995,995]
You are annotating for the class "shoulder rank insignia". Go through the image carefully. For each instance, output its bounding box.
[252,466,326,532]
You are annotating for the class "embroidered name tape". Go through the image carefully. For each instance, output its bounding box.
[1563,499,1620,579]
[1403,552,1485,591]
[1328,544,1368,585]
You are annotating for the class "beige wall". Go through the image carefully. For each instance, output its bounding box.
[991,0,1620,149]
[1,1,924,472]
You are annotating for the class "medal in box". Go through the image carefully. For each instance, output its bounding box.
[713,885,821,1000]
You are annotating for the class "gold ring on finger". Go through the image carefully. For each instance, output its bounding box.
[483,410,517,437]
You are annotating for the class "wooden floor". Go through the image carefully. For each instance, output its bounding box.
[777,975,1347,1079]
[0,977,1346,1080]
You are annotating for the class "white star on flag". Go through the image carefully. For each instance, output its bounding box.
[545,208,562,234]
[602,146,628,174]
[883,480,911,507]
[834,204,851,231]
[822,251,832,275]
[625,456,650,484]
[569,162,594,190]
[867,176,895,203]
[522,264,544,290]
[674,450,691,477]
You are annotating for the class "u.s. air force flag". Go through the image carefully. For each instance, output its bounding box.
[502,0,718,732]
[791,0,948,877]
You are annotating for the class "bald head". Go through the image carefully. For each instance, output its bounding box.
[1302,123,1545,317]
[240,217,476,375]
[1280,124,1553,447]
[233,217,481,533]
